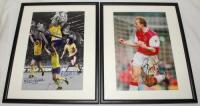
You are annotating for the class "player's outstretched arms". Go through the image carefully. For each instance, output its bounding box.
[51,43,57,53]
[44,45,51,55]
[118,38,139,48]
[29,34,35,43]
[118,38,125,45]
[60,51,66,59]
[60,45,67,59]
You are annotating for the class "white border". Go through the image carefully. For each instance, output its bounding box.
[7,5,96,100]
[103,5,193,100]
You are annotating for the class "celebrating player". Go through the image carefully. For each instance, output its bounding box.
[60,37,81,73]
[49,12,68,47]
[29,35,45,78]
[44,43,69,90]
[119,16,160,90]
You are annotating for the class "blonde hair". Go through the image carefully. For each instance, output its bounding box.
[135,16,147,27]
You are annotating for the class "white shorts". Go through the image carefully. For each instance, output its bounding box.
[131,52,148,67]
[131,52,159,74]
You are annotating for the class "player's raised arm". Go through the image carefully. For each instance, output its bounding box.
[51,43,55,51]
[61,20,67,27]
[50,12,60,22]
[44,45,51,55]
[60,12,68,27]
[29,34,35,43]
[118,38,140,48]
[60,45,67,59]
[40,32,48,45]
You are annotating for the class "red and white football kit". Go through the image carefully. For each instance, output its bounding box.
[131,27,160,67]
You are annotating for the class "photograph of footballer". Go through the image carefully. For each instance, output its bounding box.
[116,13,178,91]
[22,11,84,90]
[101,2,197,103]
[3,2,98,103]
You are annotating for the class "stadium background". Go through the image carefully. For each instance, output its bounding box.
[22,12,84,90]
[24,12,84,70]
[114,12,178,90]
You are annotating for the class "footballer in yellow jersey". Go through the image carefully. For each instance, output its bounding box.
[60,37,81,72]
[48,15,67,47]
[49,24,62,40]
[44,43,68,90]
[65,43,76,57]
[48,11,68,47]
[48,23,64,47]
[34,40,42,56]
[51,52,61,68]
[29,39,44,78]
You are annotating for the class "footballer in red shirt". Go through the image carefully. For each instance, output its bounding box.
[118,16,160,90]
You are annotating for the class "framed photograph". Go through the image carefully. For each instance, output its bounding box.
[100,2,197,103]
[3,2,99,104]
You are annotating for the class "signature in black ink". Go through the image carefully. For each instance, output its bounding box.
[24,77,45,84]
[61,71,80,77]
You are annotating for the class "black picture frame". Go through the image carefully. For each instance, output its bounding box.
[100,2,197,104]
[3,2,99,104]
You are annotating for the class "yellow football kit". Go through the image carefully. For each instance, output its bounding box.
[34,41,42,56]
[30,41,43,77]
[51,52,61,68]
[64,43,76,56]
[49,25,62,41]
